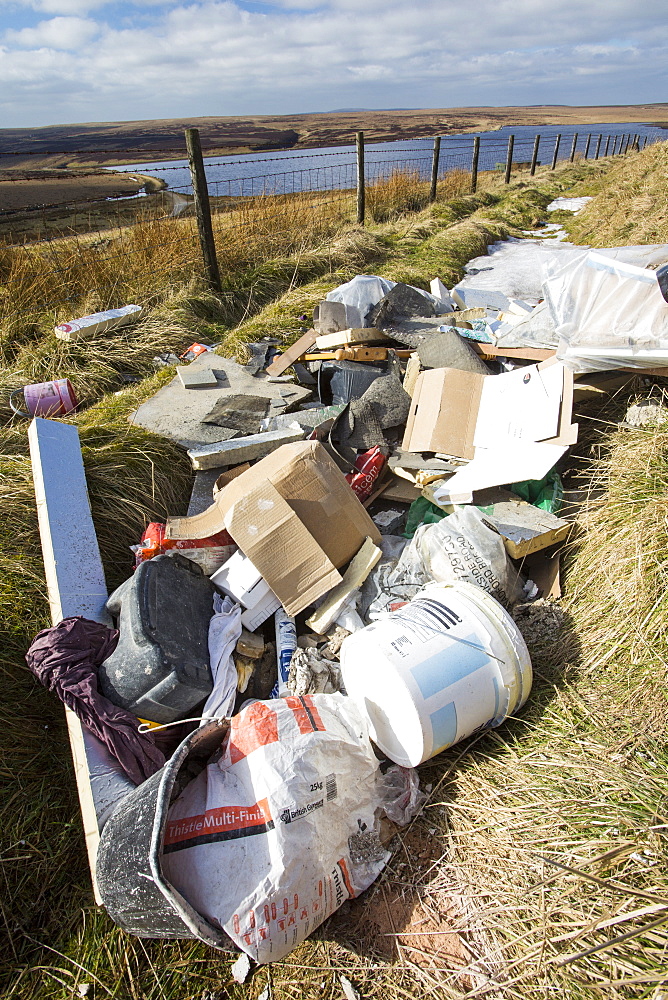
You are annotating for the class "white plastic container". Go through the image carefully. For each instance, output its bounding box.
[339,582,532,766]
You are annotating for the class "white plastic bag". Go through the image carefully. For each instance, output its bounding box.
[414,506,524,607]
[325,275,396,327]
[201,594,242,722]
[161,694,388,963]
[546,250,668,372]
[377,765,426,826]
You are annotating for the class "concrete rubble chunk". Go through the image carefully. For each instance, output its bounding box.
[625,400,668,427]
[386,317,491,375]
[314,300,348,333]
[187,469,222,516]
[337,374,411,452]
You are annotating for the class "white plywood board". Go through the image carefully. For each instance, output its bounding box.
[28,418,133,901]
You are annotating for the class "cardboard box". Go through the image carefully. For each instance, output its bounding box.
[403,368,484,459]
[166,441,381,617]
[403,359,576,458]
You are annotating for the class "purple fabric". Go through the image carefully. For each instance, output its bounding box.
[26,616,165,785]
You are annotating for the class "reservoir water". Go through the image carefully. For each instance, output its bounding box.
[114,121,664,198]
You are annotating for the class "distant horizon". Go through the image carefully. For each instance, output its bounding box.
[1,0,666,129]
[3,102,668,135]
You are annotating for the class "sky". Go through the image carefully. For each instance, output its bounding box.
[0,0,667,129]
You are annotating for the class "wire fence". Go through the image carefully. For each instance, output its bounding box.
[0,126,662,332]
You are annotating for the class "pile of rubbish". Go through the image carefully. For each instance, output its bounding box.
[25,245,668,966]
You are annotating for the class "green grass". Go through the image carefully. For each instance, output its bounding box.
[2,148,668,998]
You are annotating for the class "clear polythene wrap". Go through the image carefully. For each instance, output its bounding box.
[160,694,388,963]
[545,250,668,372]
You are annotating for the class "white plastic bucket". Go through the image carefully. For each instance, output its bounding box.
[339,582,532,767]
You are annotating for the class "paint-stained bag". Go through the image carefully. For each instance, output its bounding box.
[161,694,388,963]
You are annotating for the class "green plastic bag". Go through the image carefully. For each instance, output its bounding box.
[510,468,563,514]
[403,496,448,538]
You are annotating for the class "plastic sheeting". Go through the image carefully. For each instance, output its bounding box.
[325,274,451,327]
[325,275,396,327]
[545,250,668,372]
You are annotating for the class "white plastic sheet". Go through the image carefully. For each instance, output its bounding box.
[161,694,388,963]
[546,250,668,372]
[325,274,450,326]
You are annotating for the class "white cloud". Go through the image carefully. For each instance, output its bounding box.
[0,0,667,125]
[4,14,99,47]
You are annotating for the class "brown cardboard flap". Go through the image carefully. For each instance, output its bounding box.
[402,361,577,460]
[222,480,341,616]
[403,368,485,459]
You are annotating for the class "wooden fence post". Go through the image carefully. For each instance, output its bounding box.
[356,131,365,225]
[429,136,441,203]
[504,134,514,184]
[530,134,540,176]
[569,133,578,162]
[594,134,602,159]
[185,128,221,294]
[551,134,561,170]
[583,133,592,159]
[604,135,611,156]
[611,136,618,155]
[471,136,480,193]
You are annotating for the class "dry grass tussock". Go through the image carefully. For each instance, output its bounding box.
[567,141,668,246]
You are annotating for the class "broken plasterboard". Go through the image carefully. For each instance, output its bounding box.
[477,498,571,558]
[177,366,220,389]
[306,537,382,634]
[187,425,305,471]
[55,305,141,342]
